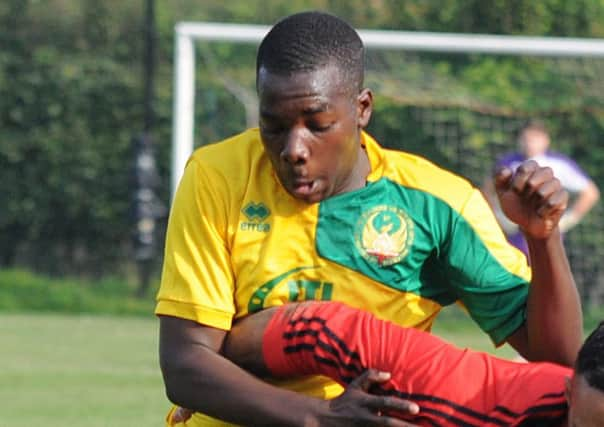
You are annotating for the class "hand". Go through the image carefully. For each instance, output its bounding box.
[170,406,193,425]
[169,370,421,427]
[313,369,420,427]
[494,160,568,239]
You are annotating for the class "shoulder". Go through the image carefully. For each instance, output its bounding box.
[188,128,266,184]
[191,128,263,169]
[380,148,477,212]
[542,151,582,167]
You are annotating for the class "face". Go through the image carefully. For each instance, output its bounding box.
[566,374,604,427]
[519,128,550,158]
[257,65,372,203]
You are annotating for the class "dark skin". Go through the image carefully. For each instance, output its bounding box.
[160,64,582,426]
[495,162,582,364]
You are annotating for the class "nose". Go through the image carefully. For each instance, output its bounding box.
[280,128,309,165]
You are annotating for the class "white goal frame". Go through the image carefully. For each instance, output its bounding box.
[172,21,604,198]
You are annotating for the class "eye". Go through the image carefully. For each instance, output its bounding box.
[308,121,334,133]
[260,122,287,136]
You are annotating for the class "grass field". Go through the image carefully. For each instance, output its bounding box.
[1,307,520,427]
[0,313,166,427]
[3,269,602,425]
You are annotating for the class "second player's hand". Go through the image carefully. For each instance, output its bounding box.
[494,160,569,239]
[313,369,420,427]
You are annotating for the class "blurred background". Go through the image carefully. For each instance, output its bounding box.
[2,1,604,425]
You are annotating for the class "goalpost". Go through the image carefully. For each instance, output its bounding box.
[171,22,604,304]
[171,21,604,197]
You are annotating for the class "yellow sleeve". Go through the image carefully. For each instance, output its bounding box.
[155,157,235,330]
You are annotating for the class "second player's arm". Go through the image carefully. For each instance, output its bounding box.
[506,227,582,366]
[496,161,583,366]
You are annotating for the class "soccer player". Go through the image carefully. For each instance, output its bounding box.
[157,11,581,426]
[172,300,604,427]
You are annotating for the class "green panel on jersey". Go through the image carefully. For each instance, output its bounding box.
[315,178,528,335]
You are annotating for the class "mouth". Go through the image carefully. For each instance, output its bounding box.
[290,179,318,198]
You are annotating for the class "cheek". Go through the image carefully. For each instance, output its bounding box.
[261,137,282,161]
[319,137,355,169]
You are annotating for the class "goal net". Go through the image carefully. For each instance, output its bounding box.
[172,22,604,306]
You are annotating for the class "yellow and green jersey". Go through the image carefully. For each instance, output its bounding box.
[156,128,531,426]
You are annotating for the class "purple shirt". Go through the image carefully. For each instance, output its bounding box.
[496,151,590,193]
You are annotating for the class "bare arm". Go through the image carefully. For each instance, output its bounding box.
[560,180,600,232]
[159,315,326,426]
[160,314,419,427]
[495,161,583,366]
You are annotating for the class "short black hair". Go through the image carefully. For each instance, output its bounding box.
[576,321,604,392]
[256,11,364,93]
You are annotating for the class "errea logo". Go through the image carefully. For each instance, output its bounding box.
[241,202,271,232]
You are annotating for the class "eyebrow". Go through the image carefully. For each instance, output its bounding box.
[260,103,331,119]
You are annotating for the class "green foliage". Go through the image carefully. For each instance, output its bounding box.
[0,269,155,315]
[2,0,604,293]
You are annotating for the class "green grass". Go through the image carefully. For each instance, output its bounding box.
[0,313,167,427]
[0,269,156,315]
[433,305,519,359]
[2,268,603,425]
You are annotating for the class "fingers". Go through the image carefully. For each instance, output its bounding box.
[500,161,568,216]
[170,407,193,424]
[350,369,392,392]
[365,395,420,416]
[348,369,421,426]
[534,185,568,218]
[510,161,551,197]
[494,166,513,194]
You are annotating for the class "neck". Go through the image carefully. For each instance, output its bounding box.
[341,145,370,193]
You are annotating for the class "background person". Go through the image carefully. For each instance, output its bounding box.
[483,120,600,259]
[157,11,582,426]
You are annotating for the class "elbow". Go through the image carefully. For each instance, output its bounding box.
[592,184,600,202]
[587,181,600,204]
[159,354,198,408]
[161,367,201,409]
[164,382,186,407]
[161,366,188,407]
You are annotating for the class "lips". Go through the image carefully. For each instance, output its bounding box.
[291,179,316,196]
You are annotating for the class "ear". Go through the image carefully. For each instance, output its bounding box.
[356,88,373,129]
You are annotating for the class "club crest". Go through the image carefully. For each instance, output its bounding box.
[354,205,414,266]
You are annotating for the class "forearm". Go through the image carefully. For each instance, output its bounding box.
[524,228,582,365]
[162,343,325,426]
[159,315,326,427]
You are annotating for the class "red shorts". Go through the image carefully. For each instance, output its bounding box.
[263,301,570,427]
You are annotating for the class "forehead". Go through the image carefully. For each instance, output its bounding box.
[257,65,351,107]
[570,375,604,426]
[522,129,548,141]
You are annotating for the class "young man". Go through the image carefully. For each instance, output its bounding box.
[157,11,581,426]
[172,301,604,427]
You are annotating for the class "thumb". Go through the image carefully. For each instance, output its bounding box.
[350,369,391,392]
[494,167,513,194]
